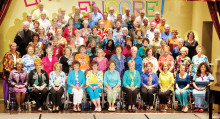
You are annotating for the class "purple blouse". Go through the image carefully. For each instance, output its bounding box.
[8,69,28,87]
[110,54,126,79]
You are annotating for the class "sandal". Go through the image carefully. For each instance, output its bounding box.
[73,107,77,112]
[194,108,199,112]
[77,107,81,112]
[38,107,42,112]
[199,109,204,113]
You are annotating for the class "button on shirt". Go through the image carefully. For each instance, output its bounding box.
[104,70,121,88]
[92,12,103,24]
[37,18,51,32]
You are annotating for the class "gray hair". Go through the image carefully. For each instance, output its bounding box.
[131,46,138,52]
[16,58,25,67]
[177,38,184,43]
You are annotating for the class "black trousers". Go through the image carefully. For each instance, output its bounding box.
[50,87,64,106]
[158,90,172,104]
[32,88,48,108]
[141,87,156,106]
[123,87,140,105]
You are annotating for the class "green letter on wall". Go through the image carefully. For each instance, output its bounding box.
[146,1,158,17]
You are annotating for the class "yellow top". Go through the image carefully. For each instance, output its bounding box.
[99,19,112,30]
[156,24,165,33]
[159,72,174,92]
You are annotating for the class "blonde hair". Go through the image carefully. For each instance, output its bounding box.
[46,47,53,54]
[34,58,43,66]
[96,48,106,57]
[162,62,170,70]
[63,46,72,55]
[75,29,81,34]
[16,58,24,67]
[128,60,135,67]
[196,45,202,51]
[180,47,189,55]
[53,62,62,71]
[9,42,17,47]
[38,26,46,35]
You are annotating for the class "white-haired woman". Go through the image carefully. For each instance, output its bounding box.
[117,27,129,47]
[9,58,28,111]
[174,47,191,76]
[80,20,91,40]
[172,38,184,60]
[150,29,162,56]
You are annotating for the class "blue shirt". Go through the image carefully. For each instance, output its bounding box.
[172,46,180,60]
[92,12,103,24]
[126,55,143,73]
[141,72,159,88]
[67,70,85,93]
[175,73,190,89]
[88,19,97,28]
[161,32,173,42]
[123,70,141,88]
[104,70,121,88]
[73,21,82,29]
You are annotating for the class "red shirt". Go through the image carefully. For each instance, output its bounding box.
[63,26,77,43]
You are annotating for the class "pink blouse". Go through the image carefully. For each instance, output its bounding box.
[142,56,159,73]
[122,46,131,59]
[42,56,58,75]
[92,57,108,72]
[158,54,174,72]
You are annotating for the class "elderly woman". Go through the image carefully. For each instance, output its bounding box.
[141,62,158,111]
[59,46,74,75]
[183,31,198,59]
[122,37,132,59]
[63,18,77,43]
[104,61,121,111]
[49,62,66,112]
[150,29,162,56]
[133,28,143,49]
[2,42,21,104]
[172,38,183,60]
[68,36,77,54]
[102,28,117,49]
[28,58,49,111]
[168,29,178,52]
[57,14,65,28]
[87,26,101,48]
[137,38,150,59]
[174,47,191,76]
[73,15,82,29]
[123,60,141,112]
[22,44,39,74]
[126,46,143,73]
[158,62,174,112]
[155,40,170,59]
[93,49,108,72]
[97,21,107,41]
[32,21,40,33]
[87,40,97,63]
[142,48,158,73]
[158,46,174,73]
[117,27,129,47]
[80,20,91,40]
[175,63,190,113]
[49,18,60,37]
[8,58,28,111]
[191,45,209,77]
[75,30,86,48]
[75,45,90,72]
[39,26,49,46]
[42,47,58,75]
[86,61,103,112]
[31,33,44,58]
[110,45,126,79]
[193,62,214,112]
[67,61,85,112]
[104,39,115,60]
[57,29,67,47]
[45,37,63,59]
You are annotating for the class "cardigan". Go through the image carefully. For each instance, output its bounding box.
[67,70,85,93]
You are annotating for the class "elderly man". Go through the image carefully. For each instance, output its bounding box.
[156,18,166,33]
[151,12,161,26]
[26,14,34,31]
[113,21,123,41]
[107,7,117,24]
[127,14,136,30]
[161,24,172,42]
[92,4,103,24]
[135,10,148,26]
[128,21,139,40]
[88,12,97,28]
[32,2,49,20]
[99,12,112,29]
[122,8,131,25]
[37,12,51,32]
[141,18,150,36]
[172,38,184,59]
[60,8,70,24]
[113,14,127,28]
[145,22,159,41]
[126,46,143,73]
[71,6,84,22]
[14,21,34,56]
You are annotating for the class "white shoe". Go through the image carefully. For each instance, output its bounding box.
[18,107,21,112]
[111,107,115,112]
[97,107,101,112]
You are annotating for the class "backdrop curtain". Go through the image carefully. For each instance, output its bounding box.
[0,0,12,26]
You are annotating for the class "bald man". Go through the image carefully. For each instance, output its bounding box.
[135,10,148,26]
[37,12,51,32]
[107,7,117,24]
[71,6,84,22]
[151,12,161,26]
[32,2,49,20]
[122,8,131,24]
[26,14,34,30]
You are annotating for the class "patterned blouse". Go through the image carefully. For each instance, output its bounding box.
[22,54,39,74]
[191,54,209,77]
[86,70,103,88]
[174,55,191,74]
[110,54,126,79]
[34,42,43,57]
[97,29,107,42]
[49,71,66,90]
[142,56,159,73]
[87,35,101,49]
[80,28,91,40]
[2,51,21,79]
[75,54,90,71]
[158,54,174,72]
[39,36,49,46]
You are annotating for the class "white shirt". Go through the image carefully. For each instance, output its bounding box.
[75,37,85,47]
[37,18,51,32]
[122,14,131,24]
[26,21,34,31]
[107,14,117,24]
[135,16,149,26]
[63,15,70,24]
[32,9,49,20]
[145,29,161,42]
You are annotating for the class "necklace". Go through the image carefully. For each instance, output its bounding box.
[129,70,136,79]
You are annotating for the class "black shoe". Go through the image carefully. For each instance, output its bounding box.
[132,108,136,112]
[128,108,132,112]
